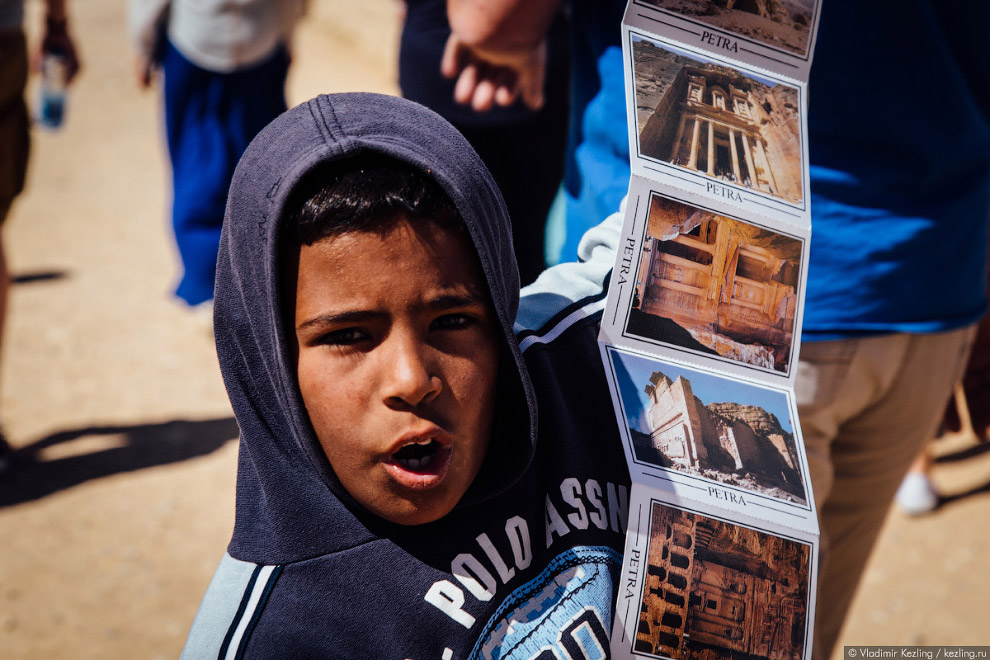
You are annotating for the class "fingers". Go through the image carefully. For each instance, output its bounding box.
[470,75,497,112]
[39,15,80,84]
[440,33,464,80]
[518,78,544,111]
[453,60,512,113]
[441,34,545,113]
[492,68,520,108]
[446,34,498,111]
[452,62,479,106]
[62,45,80,84]
[38,35,80,84]
[517,43,547,111]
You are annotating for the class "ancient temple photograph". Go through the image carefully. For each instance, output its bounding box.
[635,503,811,660]
[626,194,801,373]
[638,0,816,55]
[632,36,804,205]
[612,349,807,504]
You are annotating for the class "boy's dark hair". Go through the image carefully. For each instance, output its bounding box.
[282,152,462,247]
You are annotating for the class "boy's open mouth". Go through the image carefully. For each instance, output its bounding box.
[384,438,452,489]
[393,438,441,470]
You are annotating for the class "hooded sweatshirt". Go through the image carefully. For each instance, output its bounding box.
[181,92,629,660]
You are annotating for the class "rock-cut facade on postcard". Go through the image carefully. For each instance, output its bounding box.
[637,45,803,204]
[633,208,799,372]
[637,506,809,660]
[636,368,805,502]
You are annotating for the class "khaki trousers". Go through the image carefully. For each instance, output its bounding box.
[795,326,976,660]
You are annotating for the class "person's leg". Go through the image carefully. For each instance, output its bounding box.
[796,327,974,660]
[162,42,289,306]
[0,217,9,461]
[0,228,8,364]
[0,29,30,467]
[162,40,225,306]
[0,31,30,212]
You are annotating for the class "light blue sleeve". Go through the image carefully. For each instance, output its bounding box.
[515,200,624,337]
[180,553,260,660]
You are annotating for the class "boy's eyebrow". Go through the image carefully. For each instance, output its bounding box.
[296,291,490,331]
[296,310,383,331]
[426,292,489,310]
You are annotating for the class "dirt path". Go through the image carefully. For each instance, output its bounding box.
[0,2,987,658]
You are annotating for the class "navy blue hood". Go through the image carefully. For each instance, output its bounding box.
[216,93,537,564]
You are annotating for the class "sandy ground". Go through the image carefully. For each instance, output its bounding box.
[0,1,988,658]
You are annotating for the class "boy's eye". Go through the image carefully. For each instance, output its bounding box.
[431,313,473,331]
[319,327,369,346]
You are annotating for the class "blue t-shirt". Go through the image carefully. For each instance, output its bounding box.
[801,1,989,339]
[562,0,629,263]
[564,0,990,340]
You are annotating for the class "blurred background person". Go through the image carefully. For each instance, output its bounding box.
[129,0,303,317]
[793,6,987,655]
[897,310,990,516]
[0,0,79,466]
[400,0,570,285]
[445,0,626,270]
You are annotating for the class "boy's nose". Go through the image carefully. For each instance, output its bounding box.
[381,335,441,408]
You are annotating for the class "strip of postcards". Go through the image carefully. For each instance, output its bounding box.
[601,2,824,659]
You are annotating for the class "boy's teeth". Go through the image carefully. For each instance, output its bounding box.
[398,453,433,471]
[414,439,433,446]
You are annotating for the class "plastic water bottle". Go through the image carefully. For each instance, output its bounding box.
[37,51,68,130]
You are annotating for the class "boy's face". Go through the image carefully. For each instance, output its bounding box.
[290,214,500,525]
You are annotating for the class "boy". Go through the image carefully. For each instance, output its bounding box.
[182,92,629,659]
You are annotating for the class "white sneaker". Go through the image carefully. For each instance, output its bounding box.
[895,472,939,516]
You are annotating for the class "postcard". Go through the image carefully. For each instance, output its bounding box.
[601,181,809,385]
[624,0,822,80]
[623,29,810,227]
[600,344,816,527]
[611,490,817,660]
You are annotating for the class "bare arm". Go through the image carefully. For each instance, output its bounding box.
[442,0,563,111]
[128,0,170,88]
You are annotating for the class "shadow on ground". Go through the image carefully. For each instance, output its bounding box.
[12,270,68,285]
[0,417,238,507]
[936,441,990,509]
[939,480,990,508]
[935,440,990,464]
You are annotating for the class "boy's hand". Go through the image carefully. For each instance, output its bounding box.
[440,33,546,112]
